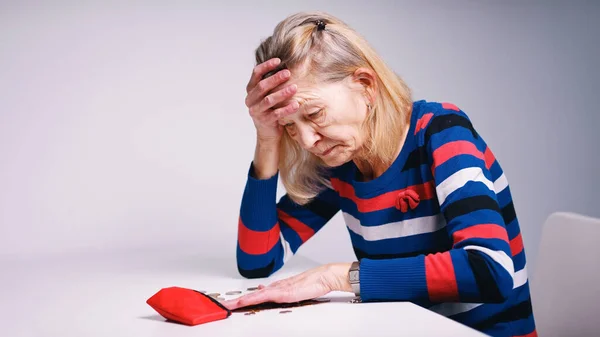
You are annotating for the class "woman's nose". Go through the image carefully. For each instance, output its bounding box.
[296,125,321,149]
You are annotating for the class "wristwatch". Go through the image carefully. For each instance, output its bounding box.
[348,261,360,296]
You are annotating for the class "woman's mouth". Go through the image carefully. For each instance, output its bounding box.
[321,145,338,156]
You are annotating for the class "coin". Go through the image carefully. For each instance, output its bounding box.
[279,310,292,314]
[348,297,362,303]
[226,290,242,295]
[216,297,226,301]
[246,286,259,291]
[231,298,327,314]
[244,312,256,316]
[314,298,331,302]
[207,293,220,297]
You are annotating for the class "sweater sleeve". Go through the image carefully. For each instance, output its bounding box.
[359,103,515,304]
[236,162,340,278]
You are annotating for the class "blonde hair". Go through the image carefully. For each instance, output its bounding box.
[254,11,412,205]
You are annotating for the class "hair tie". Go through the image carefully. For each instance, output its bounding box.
[315,20,326,31]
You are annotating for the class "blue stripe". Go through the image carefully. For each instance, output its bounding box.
[496,187,513,209]
[480,321,513,337]
[429,124,485,152]
[504,313,536,336]
[446,208,505,233]
[280,222,303,253]
[513,249,527,271]
[488,159,503,180]
[480,313,536,337]
[239,167,279,231]
[505,218,521,239]
[419,163,435,183]
[451,249,481,301]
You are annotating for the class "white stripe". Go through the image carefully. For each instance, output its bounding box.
[462,245,515,278]
[493,173,508,194]
[342,212,446,241]
[514,264,528,289]
[436,167,495,205]
[429,264,529,317]
[280,232,293,263]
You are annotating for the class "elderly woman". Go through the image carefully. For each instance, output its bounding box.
[223,11,536,337]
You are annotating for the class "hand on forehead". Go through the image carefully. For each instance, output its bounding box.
[271,77,320,112]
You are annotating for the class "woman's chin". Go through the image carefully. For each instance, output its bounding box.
[320,151,351,167]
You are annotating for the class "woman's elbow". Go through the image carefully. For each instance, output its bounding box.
[467,249,514,303]
[236,260,276,279]
[491,269,514,303]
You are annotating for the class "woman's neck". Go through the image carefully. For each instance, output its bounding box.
[353,123,409,182]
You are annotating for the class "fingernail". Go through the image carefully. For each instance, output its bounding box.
[273,58,281,65]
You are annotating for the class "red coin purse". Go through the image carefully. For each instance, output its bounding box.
[146,286,231,326]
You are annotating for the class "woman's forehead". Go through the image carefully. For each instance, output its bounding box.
[271,80,322,111]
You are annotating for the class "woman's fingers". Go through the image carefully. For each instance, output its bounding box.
[244,57,300,134]
[248,84,298,119]
[246,58,281,94]
[255,83,297,116]
[246,69,292,109]
[221,288,276,311]
[220,279,302,310]
[272,100,300,119]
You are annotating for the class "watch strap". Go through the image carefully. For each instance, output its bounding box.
[349,261,360,296]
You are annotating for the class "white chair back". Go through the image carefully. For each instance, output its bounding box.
[530,212,600,337]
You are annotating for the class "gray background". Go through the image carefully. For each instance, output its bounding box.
[1,0,598,275]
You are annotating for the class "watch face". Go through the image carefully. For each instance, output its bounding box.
[349,271,359,282]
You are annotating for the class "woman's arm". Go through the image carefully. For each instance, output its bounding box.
[236,157,340,279]
[237,57,342,278]
[357,104,514,304]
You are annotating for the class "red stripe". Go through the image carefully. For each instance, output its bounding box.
[513,330,537,337]
[484,146,496,170]
[330,178,435,213]
[452,224,509,246]
[277,209,315,243]
[432,140,484,169]
[425,252,459,302]
[510,232,524,257]
[442,102,460,111]
[414,112,434,135]
[238,217,280,255]
[331,178,355,200]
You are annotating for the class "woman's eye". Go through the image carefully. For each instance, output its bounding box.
[308,109,324,119]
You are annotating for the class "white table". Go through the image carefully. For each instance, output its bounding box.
[0,249,486,337]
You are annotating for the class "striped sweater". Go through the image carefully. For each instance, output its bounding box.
[236,100,536,337]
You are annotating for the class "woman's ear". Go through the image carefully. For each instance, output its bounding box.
[352,67,377,105]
